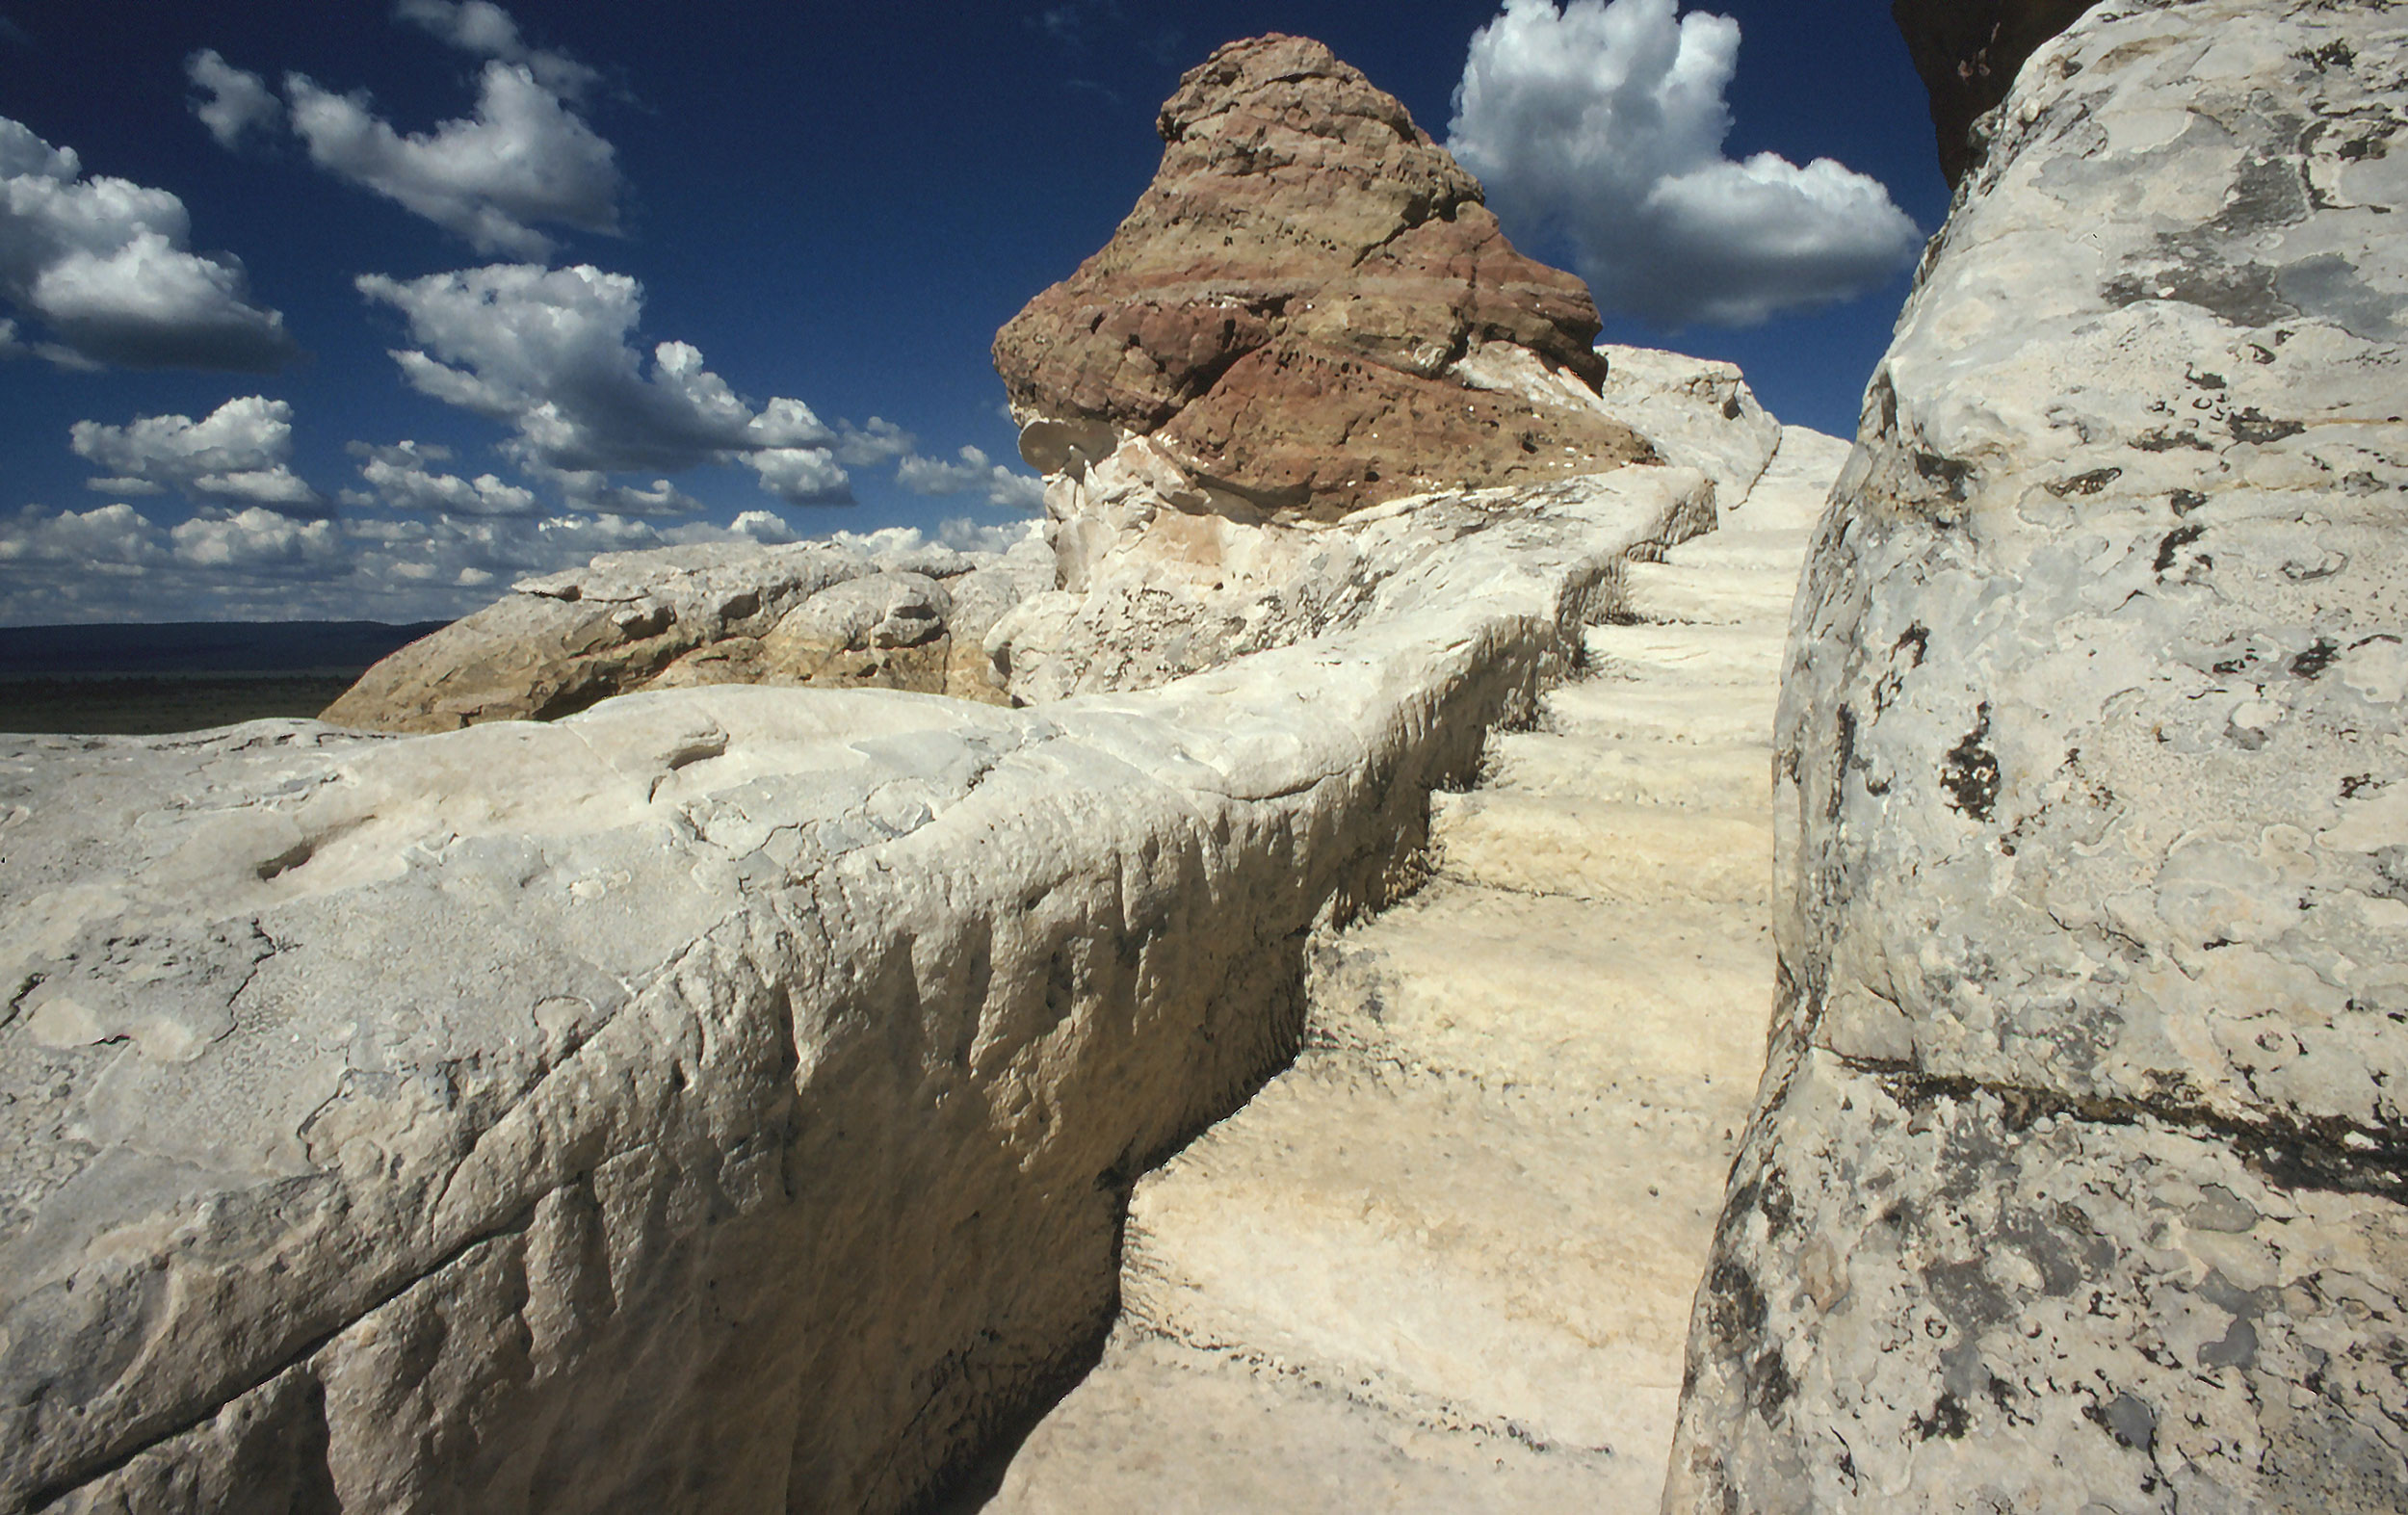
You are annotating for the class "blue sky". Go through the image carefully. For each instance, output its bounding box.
[0,1,1948,625]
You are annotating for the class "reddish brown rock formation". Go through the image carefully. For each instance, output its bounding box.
[993,34,1653,521]
[1892,0,2101,185]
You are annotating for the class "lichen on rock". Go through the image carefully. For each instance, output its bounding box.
[1668,2,2408,1507]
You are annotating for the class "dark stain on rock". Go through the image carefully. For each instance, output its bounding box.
[1912,1392,1972,1441]
[2343,772,2383,799]
[1915,452,1976,502]
[2051,467,2123,497]
[2170,488,2208,514]
[2186,367,2228,389]
[2230,407,2307,444]
[2087,1392,2158,1450]
[2135,428,2214,453]
[1759,1170,1796,1236]
[1831,704,1858,821]
[1897,625,1930,666]
[1941,704,2001,822]
[2105,260,2293,327]
[1708,1260,1768,1349]
[2290,639,2340,680]
[2155,523,2207,573]
[2201,1314,2261,1371]
[1749,1345,1794,1418]
[2371,847,2408,905]
[1926,1258,2014,1338]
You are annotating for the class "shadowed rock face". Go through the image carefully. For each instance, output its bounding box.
[1892,0,2101,185]
[993,33,1652,520]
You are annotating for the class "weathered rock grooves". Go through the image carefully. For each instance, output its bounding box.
[1,462,1711,1512]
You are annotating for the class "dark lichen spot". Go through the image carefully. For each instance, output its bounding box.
[2170,488,2208,514]
[2051,467,2123,497]
[1915,452,1975,502]
[2291,639,2340,680]
[2156,523,2207,574]
[1831,704,1858,821]
[2187,368,2228,390]
[1912,1392,1972,1441]
[1750,1346,1794,1417]
[2135,428,2214,453]
[1708,1260,1768,1348]
[2343,773,2382,800]
[2230,407,2307,444]
[2087,1392,2158,1450]
[1896,625,1930,666]
[2105,259,2292,327]
[1941,704,2001,823]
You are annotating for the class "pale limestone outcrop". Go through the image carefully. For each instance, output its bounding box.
[1668,3,2408,1509]
[320,532,1051,732]
[0,462,1713,1513]
[987,345,1771,704]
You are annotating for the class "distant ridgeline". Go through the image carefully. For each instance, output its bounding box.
[0,620,447,734]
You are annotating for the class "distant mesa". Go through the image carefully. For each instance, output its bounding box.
[993,33,1655,522]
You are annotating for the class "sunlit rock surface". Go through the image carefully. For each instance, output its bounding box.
[991,33,1654,524]
[1669,3,2408,1508]
[0,461,1713,1513]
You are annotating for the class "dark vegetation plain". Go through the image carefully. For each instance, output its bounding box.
[0,621,446,734]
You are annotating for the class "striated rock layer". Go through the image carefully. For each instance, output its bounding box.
[1669,3,2408,1510]
[993,33,1653,522]
[0,463,1714,1513]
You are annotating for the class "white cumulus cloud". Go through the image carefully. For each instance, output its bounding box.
[170,507,339,569]
[69,396,323,512]
[1448,0,1923,327]
[0,502,169,572]
[393,0,600,98]
[285,59,618,257]
[356,261,854,509]
[186,49,282,148]
[0,116,298,370]
[834,416,914,467]
[348,438,540,515]
[895,445,1047,509]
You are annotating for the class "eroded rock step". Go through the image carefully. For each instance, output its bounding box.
[982,433,1833,1511]
[1430,793,1773,908]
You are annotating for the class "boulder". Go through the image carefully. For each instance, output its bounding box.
[992,33,1655,523]
[1891,0,2102,185]
[320,532,1052,731]
[1668,3,2408,1509]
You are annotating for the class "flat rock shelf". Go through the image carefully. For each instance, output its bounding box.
[978,427,1846,1510]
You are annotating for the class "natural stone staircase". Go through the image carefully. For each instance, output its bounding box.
[977,429,1845,1512]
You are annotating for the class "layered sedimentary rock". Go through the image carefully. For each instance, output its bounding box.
[0,458,1713,1513]
[320,532,1051,733]
[1892,0,2101,186]
[993,33,1653,523]
[1670,3,2408,1509]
